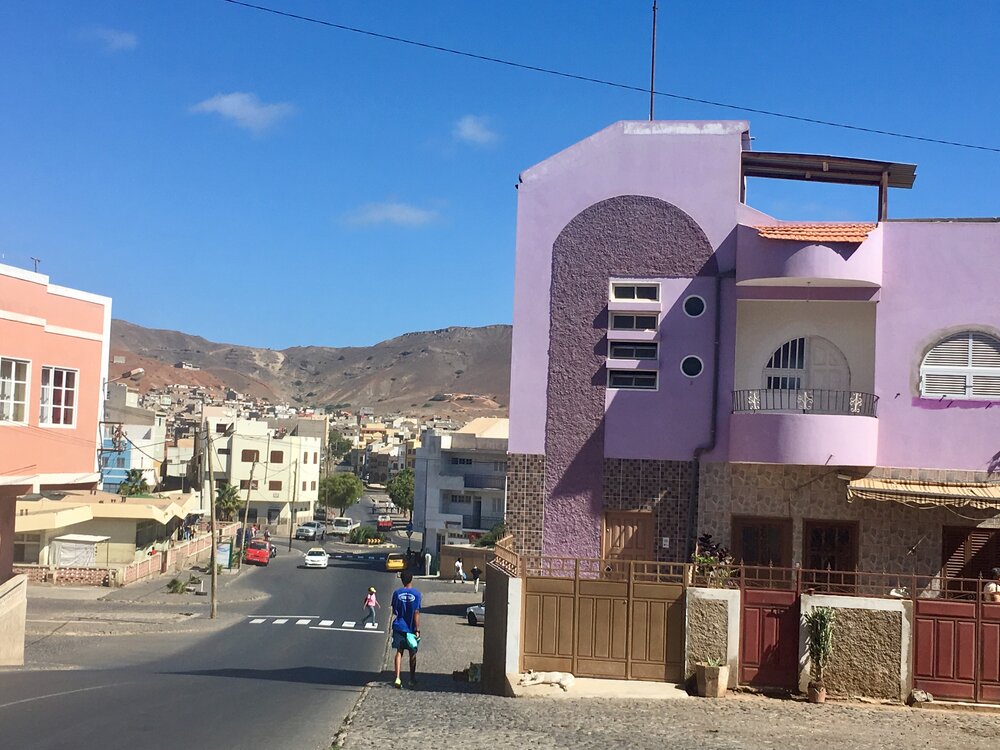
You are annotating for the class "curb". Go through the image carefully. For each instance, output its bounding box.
[332,621,392,748]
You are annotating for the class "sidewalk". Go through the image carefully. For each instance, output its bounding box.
[337,581,1000,750]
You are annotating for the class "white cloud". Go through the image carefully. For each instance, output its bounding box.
[189,92,295,134]
[453,114,498,145]
[343,202,439,228]
[83,26,138,53]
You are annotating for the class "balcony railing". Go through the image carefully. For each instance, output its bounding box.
[462,514,505,531]
[441,471,506,490]
[732,388,879,417]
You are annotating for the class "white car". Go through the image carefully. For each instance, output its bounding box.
[303,547,329,569]
[466,602,485,626]
[330,517,358,536]
[295,521,325,541]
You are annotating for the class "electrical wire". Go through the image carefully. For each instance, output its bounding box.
[220,0,1000,154]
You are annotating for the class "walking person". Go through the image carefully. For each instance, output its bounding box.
[454,556,466,584]
[471,564,482,593]
[362,586,380,625]
[391,571,421,689]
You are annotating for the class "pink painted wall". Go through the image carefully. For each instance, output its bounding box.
[875,221,1000,472]
[510,120,747,455]
[0,270,109,479]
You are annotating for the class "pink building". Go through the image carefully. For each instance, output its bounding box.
[507,120,1000,581]
[0,263,111,582]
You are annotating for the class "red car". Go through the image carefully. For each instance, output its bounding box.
[376,514,393,532]
[244,540,271,566]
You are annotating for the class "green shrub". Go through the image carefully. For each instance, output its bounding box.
[167,578,186,594]
[348,525,383,544]
[475,521,507,547]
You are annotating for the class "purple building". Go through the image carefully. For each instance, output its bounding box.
[506,120,1000,580]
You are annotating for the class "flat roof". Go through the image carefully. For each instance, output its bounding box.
[742,151,916,189]
[53,534,111,544]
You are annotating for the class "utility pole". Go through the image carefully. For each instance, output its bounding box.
[649,0,658,121]
[288,459,298,552]
[237,452,261,571]
[203,423,218,619]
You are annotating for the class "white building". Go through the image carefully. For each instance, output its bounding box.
[413,417,508,557]
[197,406,321,525]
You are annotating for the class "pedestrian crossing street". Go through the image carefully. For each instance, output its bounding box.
[246,615,385,634]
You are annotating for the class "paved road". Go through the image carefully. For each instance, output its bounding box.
[1,525,401,750]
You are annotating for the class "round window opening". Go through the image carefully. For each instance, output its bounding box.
[681,356,704,378]
[683,295,706,318]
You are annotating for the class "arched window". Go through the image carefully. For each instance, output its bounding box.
[762,336,850,391]
[920,331,1000,400]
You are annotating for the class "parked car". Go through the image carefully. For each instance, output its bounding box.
[330,516,359,536]
[303,547,329,569]
[314,507,328,521]
[466,602,485,626]
[385,553,405,571]
[244,540,271,566]
[376,515,393,532]
[295,521,326,541]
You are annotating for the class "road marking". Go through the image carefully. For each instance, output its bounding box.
[341,620,356,628]
[245,615,319,619]
[319,619,334,627]
[296,619,312,625]
[364,622,378,629]
[249,618,265,624]
[273,618,288,625]
[0,683,128,710]
[309,626,385,634]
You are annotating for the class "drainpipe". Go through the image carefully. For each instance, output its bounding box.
[686,270,735,557]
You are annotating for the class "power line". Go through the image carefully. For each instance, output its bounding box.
[220,0,1000,154]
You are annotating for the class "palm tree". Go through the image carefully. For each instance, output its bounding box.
[118,468,150,497]
[215,482,242,522]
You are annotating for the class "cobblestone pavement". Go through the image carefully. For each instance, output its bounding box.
[339,581,1000,750]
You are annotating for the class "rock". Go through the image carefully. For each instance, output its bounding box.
[907,689,934,705]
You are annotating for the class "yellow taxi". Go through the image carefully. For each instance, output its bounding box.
[385,553,406,572]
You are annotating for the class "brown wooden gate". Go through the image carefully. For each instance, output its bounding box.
[521,558,685,681]
[738,566,800,689]
[913,595,1000,703]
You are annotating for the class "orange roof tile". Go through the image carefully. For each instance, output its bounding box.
[754,223,876,243]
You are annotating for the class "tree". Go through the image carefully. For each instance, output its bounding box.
[328,429,353,462]
[322,473,364,517]
[215,482,242,521]
[387,468,415,519]
[118,468,150,497]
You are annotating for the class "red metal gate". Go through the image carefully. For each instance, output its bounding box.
[913,593,1000,703]
[738,566,800,689]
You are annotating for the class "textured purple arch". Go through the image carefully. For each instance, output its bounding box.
[544,194,715,558]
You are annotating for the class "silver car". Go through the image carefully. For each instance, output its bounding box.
[295,521,325,541]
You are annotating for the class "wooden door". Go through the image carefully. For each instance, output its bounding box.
[603,511,654,561]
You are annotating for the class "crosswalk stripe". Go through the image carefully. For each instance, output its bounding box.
[364,622,378,629]
[250,618,265,624]
[319,619,333,627]
[342,620,356,628]
[296,619,312,625]
[273,618,288,624]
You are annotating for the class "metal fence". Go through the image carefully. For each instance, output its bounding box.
[732,388,879,417]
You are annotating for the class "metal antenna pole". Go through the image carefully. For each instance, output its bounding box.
[649,0,658,121]
[30,257,41,273]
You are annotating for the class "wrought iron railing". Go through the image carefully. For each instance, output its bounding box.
[732,388,879,417]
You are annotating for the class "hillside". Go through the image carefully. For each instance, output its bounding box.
[110,320,512,417]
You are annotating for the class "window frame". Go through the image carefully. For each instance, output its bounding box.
[608,341,659,361]
[610,282,660,302]
[0,356,30,425]
[241,449,260,463]
[610,313,658,331]
[607,369,658,391]
[683,294,707,318]
[920,331,1000,401]
[269,450,284,464]
[680,356,705,378]
[39,365,79,428]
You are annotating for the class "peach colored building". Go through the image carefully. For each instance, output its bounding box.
[0,262,111,583]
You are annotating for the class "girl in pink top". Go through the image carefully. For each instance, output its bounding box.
[362,586,380,625]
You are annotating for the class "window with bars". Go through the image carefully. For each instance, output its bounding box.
[0,357,29,423]
[608,341,659,360]
[764,337,805,390]
[607,370,658,390]
[921,332,1000,400]
[40,366,77,426]
[610,313,658,331]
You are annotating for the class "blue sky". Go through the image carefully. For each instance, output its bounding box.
[2,1,998,348]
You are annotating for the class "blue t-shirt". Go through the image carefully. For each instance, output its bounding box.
[391,586,422,633]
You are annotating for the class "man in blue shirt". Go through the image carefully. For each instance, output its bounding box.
[391,571,422,688]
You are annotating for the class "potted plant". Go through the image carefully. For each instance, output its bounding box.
[804,606,836,703]
[695,657,729,698]
[691,534,735,588]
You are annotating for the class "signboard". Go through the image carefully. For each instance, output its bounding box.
[216,541,233,569]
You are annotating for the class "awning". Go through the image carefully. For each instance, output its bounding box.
[847,478,1000,509]
[52,534,111,544]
